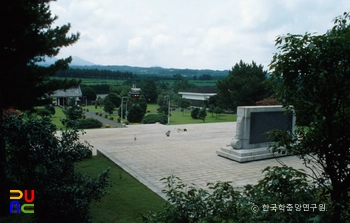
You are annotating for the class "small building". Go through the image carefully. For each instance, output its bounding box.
[178,86,217,108]
[129,84,141,100]
[51,86,82,106]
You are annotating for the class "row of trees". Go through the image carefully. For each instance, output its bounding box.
[55,68,133,80]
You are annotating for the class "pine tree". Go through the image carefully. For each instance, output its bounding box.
[1,0,80,216]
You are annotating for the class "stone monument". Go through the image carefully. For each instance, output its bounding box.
[216,105,295,162]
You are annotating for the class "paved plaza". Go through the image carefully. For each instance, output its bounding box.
[79,122,308,199]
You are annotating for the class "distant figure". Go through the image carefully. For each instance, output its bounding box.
[134,134,137,141]
[165,130,171,137]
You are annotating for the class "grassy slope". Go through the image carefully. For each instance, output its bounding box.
[78,153,166,223]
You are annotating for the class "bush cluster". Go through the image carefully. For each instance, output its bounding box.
[77,118,103,129]
[143,166,330,222]
[142,113,168,124]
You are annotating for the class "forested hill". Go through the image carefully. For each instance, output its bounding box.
[67,65,228,78]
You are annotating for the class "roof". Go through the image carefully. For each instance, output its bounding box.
[51,86,82,97]
[181,86,217,93]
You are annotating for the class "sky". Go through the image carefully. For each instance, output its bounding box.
[50,0,350,70]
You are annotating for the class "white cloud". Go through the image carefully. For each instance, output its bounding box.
[50,0,349,70]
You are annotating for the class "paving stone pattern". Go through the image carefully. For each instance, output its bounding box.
[79,122,308,200]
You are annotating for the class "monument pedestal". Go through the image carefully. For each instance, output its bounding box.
[216,146,287,163]
[216,106,295,163]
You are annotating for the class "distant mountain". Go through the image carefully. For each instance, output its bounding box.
[70,64,229,77]
[70,56,95,66]
[38,56,228,77]
[36,56,94,66]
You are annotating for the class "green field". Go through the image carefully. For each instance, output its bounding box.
[53,77,219,87]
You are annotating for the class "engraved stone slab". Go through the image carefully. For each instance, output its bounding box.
[250,111,293,144]
[216,105,295,162]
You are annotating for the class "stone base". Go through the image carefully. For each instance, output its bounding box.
[216,146,287,163]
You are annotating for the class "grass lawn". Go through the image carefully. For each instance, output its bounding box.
[0,153,166,223]
[50,106,66,129]
[145,103,237,125]
[78,153,166,223]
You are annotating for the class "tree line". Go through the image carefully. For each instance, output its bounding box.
[55,68,134,79]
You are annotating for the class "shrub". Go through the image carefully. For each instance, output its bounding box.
[143,167,329,222]
[44,104,55,115]
[99,113,102,116]
[104,99,115,114]
[77,118,103,129]
[109,116,114,120]
[105,124,110,128]
[104,114,108,118]
[95,112,98,115]
[127,104,146,123]
[191,108,200,119]
[2,114,109,222]
[36,108,52,117]
[142,114,168,124]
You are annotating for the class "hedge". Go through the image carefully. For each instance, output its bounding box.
[77,118,103,129]
[142,114,168,124]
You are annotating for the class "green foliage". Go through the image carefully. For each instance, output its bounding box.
[1,0,80,111]
[198,74,212,80]
[142,80,158,103]
[191,108,200,119]
[142,114,168,124]
[104,93,121,107]
[103,99,115,114]
[216,60,268,111]
[213,107,223,118]
[269,12,350,222]
[244,166,328,222]
[63,98,83,123]
[35,106,54,117]
[144,166,328,222]
[81,86,97,101]
[128,104,147,123]
[208,104,215,117]
[179,99,191,116]
[197,107,207,122]
[158,105,169,115]
[44,104,55,115]
[77,118,103,129]
[173,80,196,93]
[55,68,133,80]
[2,114,110,222]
